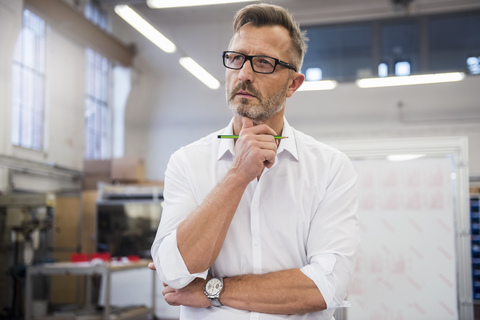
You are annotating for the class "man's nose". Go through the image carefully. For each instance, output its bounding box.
[237,59,255,82]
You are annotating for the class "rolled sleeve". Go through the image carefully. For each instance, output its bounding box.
[151,148,209,289]
[301,254,351,309]
[303,152,359,309]
[153,230,208,289]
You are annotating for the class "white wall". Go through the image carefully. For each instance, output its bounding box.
[287,78,480,175]
[44,27,86,170]
[0,0,21,156]
[0,0,21,193]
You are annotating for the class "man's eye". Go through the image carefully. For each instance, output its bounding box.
[258,59,275,69]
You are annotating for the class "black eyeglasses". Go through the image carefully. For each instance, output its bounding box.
[223,51,297,74]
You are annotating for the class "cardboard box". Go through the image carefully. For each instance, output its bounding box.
[111,157,145,182]
[83,159,111,175]
[52,195,82,304]
[83,159,112,189]
[82,175,111,190]
[82,190,98,254]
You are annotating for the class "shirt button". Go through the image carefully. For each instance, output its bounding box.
[253,242,259,247]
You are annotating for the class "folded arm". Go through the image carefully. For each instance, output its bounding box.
[221,268,326,314]
[161,268,326,314]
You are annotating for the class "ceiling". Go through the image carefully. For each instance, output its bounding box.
[99,0,480,26]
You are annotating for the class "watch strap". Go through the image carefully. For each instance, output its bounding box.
[208,297,223,307]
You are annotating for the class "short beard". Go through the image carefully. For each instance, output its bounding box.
[227,81,288,123]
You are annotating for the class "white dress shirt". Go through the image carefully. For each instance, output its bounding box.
[151,118,359,320]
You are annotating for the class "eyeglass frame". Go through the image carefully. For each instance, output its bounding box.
[222,51,297,74]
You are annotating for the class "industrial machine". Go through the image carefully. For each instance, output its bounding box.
[0,193,55,319]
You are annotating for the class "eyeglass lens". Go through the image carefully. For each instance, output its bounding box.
[224,52,276,74]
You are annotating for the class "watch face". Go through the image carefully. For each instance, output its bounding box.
[206,278,223,295]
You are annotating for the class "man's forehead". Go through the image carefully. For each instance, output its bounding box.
[229,24,291,54]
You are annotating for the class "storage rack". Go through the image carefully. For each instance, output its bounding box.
[25,260,155,320]
[472,193,480,300]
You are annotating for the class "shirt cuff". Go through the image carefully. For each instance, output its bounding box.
[155,230,208,289]
[301,253,349,309]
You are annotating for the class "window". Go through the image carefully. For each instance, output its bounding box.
[378,62,388,77]
[395,61,411,76]
[381,21,418,76]
[11,9,46,150]
[302,10,480,82]
[85,48,110,160]
[467,56,480,75]
[303,23,372,81]
[305,67,323,81]
[84,1,107,30]
[84,1,110,160]
[429,12,480,73]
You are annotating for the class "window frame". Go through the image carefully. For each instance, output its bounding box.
[84,48,112,160]
[84,1,112,160]
[11,8,47,151]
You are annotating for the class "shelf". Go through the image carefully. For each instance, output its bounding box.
[471,192,480,301]
[25,260,155,320]
[36,306,152,320]
[28,260,151,276]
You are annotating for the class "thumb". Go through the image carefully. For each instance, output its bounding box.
[242,116,254,129]
[148,262,156,271]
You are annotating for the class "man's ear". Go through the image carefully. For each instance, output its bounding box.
[286,72,305,98]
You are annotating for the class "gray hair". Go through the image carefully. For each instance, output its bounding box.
[231,3,308,71]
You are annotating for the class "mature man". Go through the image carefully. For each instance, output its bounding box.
[151,3,359,319]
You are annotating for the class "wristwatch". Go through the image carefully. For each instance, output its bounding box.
[204,277,224,307]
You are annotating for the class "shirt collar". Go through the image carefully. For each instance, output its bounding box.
[217,118,235,161]
[277,118,299,161]
[216,117,299,161]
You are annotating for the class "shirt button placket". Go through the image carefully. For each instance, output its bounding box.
[251,183,261,275]
[250,181,261,320]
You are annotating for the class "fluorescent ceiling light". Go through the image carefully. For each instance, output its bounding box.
[297,80,338,91]
[356,72,465,88]
[179,57,220,90]
[387,154,426,162]
[114,5,176,53]
[147,0,256,9]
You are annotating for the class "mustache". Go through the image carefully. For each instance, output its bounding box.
[229,82,261,101]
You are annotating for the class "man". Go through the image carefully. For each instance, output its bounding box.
[151,3,359,319]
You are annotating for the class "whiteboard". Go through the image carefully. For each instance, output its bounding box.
[349,157,458,319]
[328,136,472,320]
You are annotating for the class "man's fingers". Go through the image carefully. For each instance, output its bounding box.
[164,292,179,306]
[242,116,254,129]
[148,262,156,271]
[162,285,174,296]
[241,117,278,137]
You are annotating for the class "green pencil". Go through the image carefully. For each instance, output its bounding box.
[217,135,288,139]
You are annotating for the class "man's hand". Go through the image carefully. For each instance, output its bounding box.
[148,262,156,271]
[149,263,211,309]
[233,117,278,181]
[162,278,211,308]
